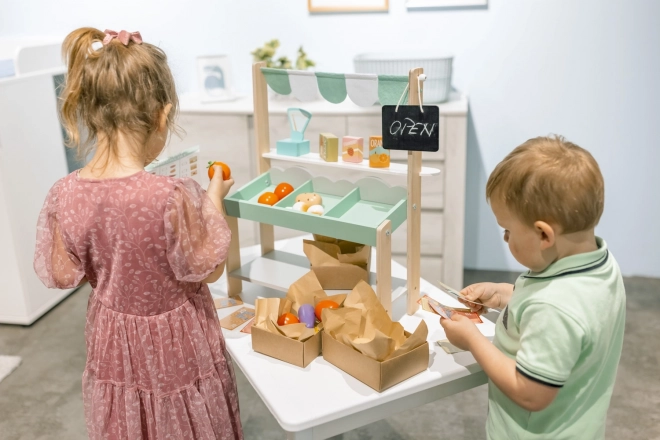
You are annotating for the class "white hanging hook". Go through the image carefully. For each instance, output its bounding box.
[395,84,409,113]
[418,74,426,113]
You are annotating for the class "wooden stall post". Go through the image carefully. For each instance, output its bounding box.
[406,67,424,315]
[225,214,243,296]
[252,62,275,255]
[376,220,393,316]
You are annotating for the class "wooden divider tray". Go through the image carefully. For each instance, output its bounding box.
[224,168,407,246]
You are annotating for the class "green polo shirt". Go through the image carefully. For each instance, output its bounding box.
[487,237,626,440]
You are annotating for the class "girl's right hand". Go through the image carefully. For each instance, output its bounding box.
[207,165,234,211]
[459,282,514,312]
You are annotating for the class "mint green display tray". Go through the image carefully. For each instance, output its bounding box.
[224,168,407,246]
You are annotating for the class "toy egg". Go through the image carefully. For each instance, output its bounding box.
[293,201,310,212]
[298,304,316,328]
[307,205,324,216]
[296,192,322,206]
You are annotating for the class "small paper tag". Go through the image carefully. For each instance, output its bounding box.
[240,318,255,334]
[438,339,465,354]
[220,307,255,330]
[214,297,243,309]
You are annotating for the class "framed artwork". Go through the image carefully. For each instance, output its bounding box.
[308,0,389,13]
[197,55,238,103]
[407,0,487,8]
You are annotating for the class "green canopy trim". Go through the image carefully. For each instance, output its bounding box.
[260,68,409,107]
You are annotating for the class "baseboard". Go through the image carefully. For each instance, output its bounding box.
[0,287,76,325]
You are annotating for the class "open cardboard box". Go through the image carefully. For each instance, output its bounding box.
[251,272,346,368]
[304,235,371,290]
[321,280,429,392]
[322,331,429,392]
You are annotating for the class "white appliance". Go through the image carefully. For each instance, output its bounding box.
[0,39,80,324]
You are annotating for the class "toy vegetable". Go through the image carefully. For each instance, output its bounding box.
[207,161,231,180]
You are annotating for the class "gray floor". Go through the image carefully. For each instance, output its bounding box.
[1,270,658,440]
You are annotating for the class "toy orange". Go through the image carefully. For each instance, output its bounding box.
[207,161,231,180]
[274,182,294,200]
[315,300,339,321]
[277,313,300,326]
[258,192,279,206]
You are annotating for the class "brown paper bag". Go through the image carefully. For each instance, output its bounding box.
[304,238,370,290]
[323,280,428,361]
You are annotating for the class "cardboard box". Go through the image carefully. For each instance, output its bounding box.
[342,136,364,163]
[250,273,347,367]
[252,326,321,368]
[322,331,429,392]
[304,237,370,290]
[319,133,339,162]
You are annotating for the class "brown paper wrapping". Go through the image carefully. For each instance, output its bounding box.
[304,236,370,290]
[254,297,316,342]
[253,271,347,343]
[324,280,428,361]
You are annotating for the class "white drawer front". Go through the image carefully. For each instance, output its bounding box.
[393,255,444,284]
[392,211,444,256]
[391,160,444,210]
[169,114,253,187]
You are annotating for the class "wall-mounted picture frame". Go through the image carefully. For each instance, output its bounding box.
[308,0,389,13]
[197,55,238,103]
[407,0,487,8]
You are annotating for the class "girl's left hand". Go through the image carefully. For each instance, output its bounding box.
[440,314,483,351]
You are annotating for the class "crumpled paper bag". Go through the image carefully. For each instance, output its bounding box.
[323,280,428,361]
[304,235,371,290]
[253,271,347,343]
[254,297,316,342]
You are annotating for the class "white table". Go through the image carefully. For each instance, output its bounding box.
[211,237,494,440]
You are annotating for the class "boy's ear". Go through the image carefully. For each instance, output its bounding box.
[534,220,556,250]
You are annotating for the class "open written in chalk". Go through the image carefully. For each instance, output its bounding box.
[382,105,440,152]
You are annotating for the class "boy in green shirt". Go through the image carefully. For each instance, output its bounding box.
[442,136,625,440]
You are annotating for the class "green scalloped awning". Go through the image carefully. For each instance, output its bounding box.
[261,68,409,107]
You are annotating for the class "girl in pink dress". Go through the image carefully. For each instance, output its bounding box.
[33,27,243,440]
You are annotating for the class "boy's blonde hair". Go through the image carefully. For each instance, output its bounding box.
[486,135,604,233]
[59,27,179,166]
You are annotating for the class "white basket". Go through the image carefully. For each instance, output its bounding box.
[354,53,453,103]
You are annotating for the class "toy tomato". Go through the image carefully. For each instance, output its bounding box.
[207,161,231,180]
[274,182,294,200]
[277,312,300,326]
[315,300,339,321]
[258,192,279,206]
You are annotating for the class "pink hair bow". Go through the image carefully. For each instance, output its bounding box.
[102,29,143,46]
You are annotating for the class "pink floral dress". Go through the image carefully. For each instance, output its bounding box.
[34,170,243,440]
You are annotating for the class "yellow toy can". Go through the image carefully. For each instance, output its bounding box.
[368,136,389,168]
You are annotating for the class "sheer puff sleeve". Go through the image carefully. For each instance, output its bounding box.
[34,180,85,289]
[164,178,231,282]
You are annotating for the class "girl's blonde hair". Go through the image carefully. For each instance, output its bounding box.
[59,27,179,165]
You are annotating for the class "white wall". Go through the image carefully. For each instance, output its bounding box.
[2,0,659,277]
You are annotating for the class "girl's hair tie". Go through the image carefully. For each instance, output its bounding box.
[102,29,143,46]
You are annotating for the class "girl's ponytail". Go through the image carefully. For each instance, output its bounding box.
[60,28,105,149]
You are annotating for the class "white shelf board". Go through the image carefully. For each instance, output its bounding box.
[229,249,408,299]
[264,150,441,177]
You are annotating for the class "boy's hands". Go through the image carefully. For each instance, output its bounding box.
[207,165,234,213]
[459,282,514,313]
[440,314,483,351]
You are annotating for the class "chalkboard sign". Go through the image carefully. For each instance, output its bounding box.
[382,105,440,152]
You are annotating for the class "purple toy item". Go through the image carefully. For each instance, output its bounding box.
[298,304,316,328]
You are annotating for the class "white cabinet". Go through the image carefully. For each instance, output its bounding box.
[169,93,467,288]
